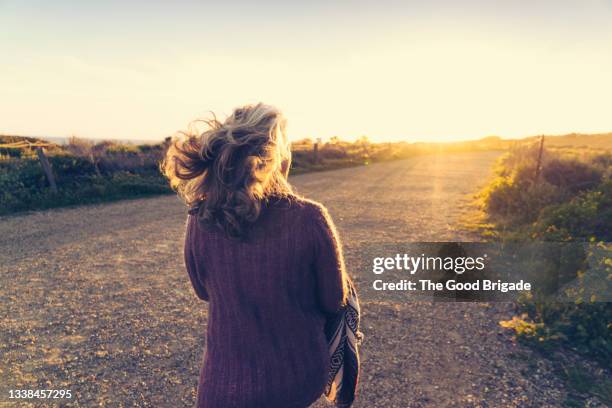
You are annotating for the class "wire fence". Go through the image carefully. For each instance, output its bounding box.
[0,140,59,192]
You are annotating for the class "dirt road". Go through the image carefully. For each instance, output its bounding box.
[0,151,566,407]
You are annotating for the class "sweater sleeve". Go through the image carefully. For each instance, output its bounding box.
[184,215,209,301]
[310,203,348,314]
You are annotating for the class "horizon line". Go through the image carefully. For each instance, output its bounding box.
[2,130,611,146]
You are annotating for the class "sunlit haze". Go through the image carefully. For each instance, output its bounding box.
[1,0,611,142]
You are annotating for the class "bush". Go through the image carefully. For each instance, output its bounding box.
[483,145,612,368]
[513,242,612,365]
[481,151,607,223]
[592,152,612,172]
[542,158,602,194]
[0,147,23,158]
[49,154,97,177]
[481,165,561,221]
[507,301,612,365]
[319,144,349,160]
[534,180,612,241]
[0,152,171,215]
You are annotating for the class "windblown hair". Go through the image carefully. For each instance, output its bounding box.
[163,103,293,238]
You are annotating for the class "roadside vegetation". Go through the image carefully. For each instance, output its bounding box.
[478,137,612,406]
[0,136,170,215]
[1,134,508,215]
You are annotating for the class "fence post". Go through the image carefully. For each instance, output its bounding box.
[313,139,320,163]
[35,147,58,193]
[534,136,545,183]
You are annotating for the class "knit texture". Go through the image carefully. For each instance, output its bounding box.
[184,195,349,408]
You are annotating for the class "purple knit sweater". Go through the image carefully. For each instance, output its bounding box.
[184,196,348,408]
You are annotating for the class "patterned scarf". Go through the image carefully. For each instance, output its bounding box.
[324,281,363,407]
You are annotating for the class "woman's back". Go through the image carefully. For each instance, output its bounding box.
[164,103,353,407]
[185,196,347,408]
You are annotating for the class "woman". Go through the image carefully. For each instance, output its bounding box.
[163,103,357,408]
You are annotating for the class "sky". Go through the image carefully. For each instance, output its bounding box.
[1,0,612,142]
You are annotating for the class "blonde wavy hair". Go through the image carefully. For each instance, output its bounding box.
[163,103,293,238]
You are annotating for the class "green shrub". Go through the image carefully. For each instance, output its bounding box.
[514,299,612,365]
[49,154,97,177]
[542,158,602,194]
[592,152,612,173]
[481,165,561,221]
[501,245,611,366]
[0,155,171,215]
[481,151,607,224]
[484,145,612,368]
[534,180,612,241]
[0,147,23,158]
